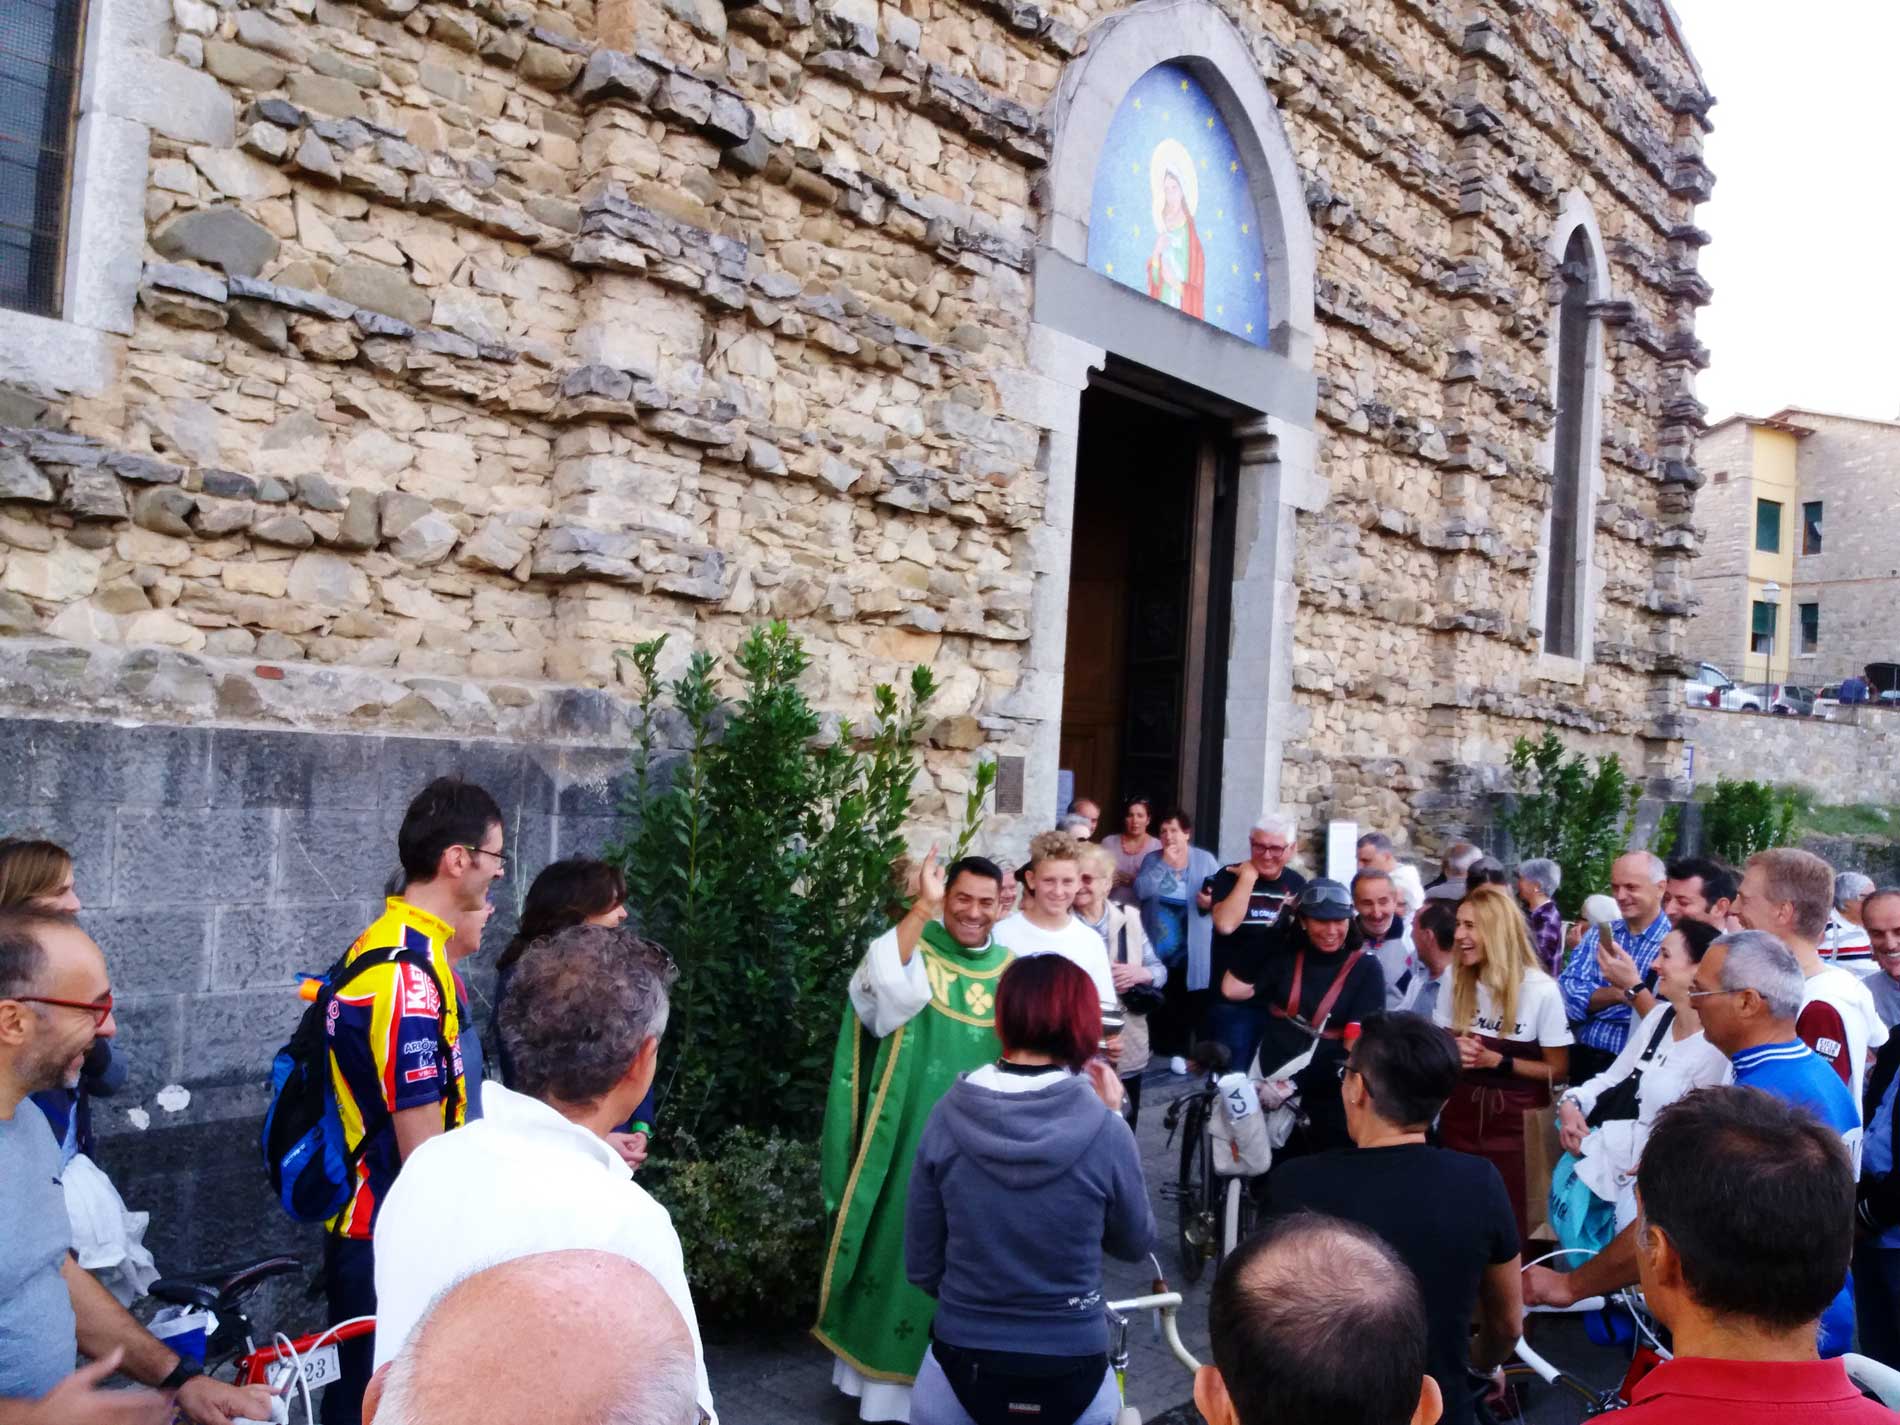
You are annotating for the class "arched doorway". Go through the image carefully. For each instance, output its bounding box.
[1011,0,1322,855]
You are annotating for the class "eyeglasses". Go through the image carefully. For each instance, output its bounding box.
[1685,987,1741,1002]
[11,992,114,1028]
[460,845,506,867]
[1335,1062,1359,1082]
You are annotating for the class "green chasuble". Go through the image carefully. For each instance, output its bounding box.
[814,919,1011,1383]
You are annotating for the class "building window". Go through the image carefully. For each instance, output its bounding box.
[1751,600,1777,657]
[0,0,87,319]
[1803,500,1823,555]
[1799,601,1819,654]
[1543,227,1594,660]
[1755,498,1782,554]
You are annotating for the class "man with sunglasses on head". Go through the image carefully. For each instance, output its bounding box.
[323,777,506,1425]
[0,909,274,1425]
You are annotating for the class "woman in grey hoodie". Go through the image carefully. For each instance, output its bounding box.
[905,955,1156,1425]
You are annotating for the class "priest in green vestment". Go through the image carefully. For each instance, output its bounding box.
[815,851,1013,1421]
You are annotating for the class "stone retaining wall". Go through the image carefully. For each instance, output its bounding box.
[1684,705,1900,807]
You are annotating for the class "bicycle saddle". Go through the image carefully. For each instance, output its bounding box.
[149,1255,305,1311]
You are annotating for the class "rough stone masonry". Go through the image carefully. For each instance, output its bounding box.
[0,0,1713,1286]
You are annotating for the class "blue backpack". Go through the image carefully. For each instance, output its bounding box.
[260,947,455,1224]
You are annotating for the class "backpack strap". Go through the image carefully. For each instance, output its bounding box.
[1270,949,1368,1041]
[1636,1005,1676,1064]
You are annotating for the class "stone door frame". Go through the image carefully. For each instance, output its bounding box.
[1000,0,1322,856]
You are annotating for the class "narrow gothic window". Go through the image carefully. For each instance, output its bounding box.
[0,0,87,318]
[1544,229,1595,659]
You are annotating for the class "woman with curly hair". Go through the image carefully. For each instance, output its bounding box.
[1435,884,1572,1240]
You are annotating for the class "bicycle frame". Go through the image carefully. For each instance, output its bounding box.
[235,1317,377,1387]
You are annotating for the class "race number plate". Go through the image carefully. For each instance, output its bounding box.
[301,1345,342,1391]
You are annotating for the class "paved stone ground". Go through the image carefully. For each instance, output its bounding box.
[704,1068,1630,1424]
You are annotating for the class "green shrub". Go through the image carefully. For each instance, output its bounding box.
[610,621,940,1145]
[1500,731,1641,920]
[1702,778,1799,864]
[652,1128,828,1328]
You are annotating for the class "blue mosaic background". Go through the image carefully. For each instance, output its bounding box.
[1085,62,1271,348]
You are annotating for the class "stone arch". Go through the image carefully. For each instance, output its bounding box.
[998,0,1324,857]
[1038,0,1316,369]
[1532,189,1613,673]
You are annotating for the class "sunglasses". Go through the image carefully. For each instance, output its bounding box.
[1298,884,1353,911]
[11,992,114,1028]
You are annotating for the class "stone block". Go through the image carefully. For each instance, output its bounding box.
[2,797,118,907]
[5,719,213,810]
[104,53,234,147]
[115,808,280,908]
[286,72,368,121]
[212,899,375,988]
[151,207,279,278]
[208,727,382,809]
[83,906,213,993]
[131,486,197,537]
[203,40,286,92]
[97,995,184,1099]
[183,987,305,1084]
[0,449,53,503]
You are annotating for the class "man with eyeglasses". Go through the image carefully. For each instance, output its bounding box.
[1204,815,1307,1067]
[1526,929,1859,1354]
[0,909,274,1425]
[323,777,506,1425]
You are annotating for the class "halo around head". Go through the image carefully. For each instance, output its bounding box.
[1149,137,1199,231]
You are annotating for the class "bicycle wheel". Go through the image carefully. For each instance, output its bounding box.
[1498,1363,1606,1423]
[1219,1174,1255,1263]
[1176,1100,1213,1282]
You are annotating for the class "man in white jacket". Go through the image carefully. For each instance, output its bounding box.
[370,925,715,1424]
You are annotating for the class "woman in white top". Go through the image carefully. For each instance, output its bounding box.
[1434,884,1572,1241]
[1557,917,1732,1227]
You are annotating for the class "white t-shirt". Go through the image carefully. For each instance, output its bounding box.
[1434,968,1573,1047]
[371,1083,716,1423]
[995,911,1116,1006]
[1801,964,1889,1101]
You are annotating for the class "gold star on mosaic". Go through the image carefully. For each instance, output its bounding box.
[1106,205,1114,217]
[1241,222,1250,234]
[1245,321,1255,334]
[1231,262,1239,274]
[1179,79,1189,91]
[1230,160,1238,172]
[1253,270,1262,282]
[1216,304,1225,316]
[1130,162,1139,175]
[1132,97,1142,110]
[1104,261,1114,275]
[1205,116,1214,129]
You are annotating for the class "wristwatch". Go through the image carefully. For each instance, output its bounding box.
[1623,983,1642,1004]
[158,1359,204,1392]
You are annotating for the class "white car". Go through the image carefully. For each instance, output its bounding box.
[1683,662,1760,711]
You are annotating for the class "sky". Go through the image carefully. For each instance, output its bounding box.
[1667,0,1900,424]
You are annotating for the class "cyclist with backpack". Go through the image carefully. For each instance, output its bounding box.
[266,777,504,1425]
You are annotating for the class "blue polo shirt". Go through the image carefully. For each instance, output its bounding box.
[1864,1066,1900,1250]
[1732,1039,1861,1356]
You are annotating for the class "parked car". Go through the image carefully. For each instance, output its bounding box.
[1684,662,1737,709]
[1813,683,1842,719]
[1748,683,1818,716]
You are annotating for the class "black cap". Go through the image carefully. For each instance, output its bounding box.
[1295,878,1353,921]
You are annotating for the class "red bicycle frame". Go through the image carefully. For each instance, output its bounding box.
[236,1319,377,1387]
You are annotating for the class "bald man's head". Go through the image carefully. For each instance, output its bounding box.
[366,1251,697,1425]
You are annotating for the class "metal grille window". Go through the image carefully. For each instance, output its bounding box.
[1750,599,1777,657]
[0,0,87,319]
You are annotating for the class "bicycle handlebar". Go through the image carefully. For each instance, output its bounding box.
[1105,1293,1201,1375]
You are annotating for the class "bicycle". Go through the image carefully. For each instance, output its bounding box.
[1163,1033,1325,1281]
[148,1254,373,1424]
[1105,1255,1201,1425]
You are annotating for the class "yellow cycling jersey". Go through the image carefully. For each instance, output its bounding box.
[325,898,466,1238]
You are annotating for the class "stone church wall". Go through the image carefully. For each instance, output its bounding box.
[0,0,1713,1329]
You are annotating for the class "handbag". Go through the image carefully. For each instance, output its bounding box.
[1115,920,1166,1014]
[1548,1151,1617,1257]
[1585,1007,1675,1127]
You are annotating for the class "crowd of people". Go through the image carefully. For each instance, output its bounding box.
[4,779,1900,1425]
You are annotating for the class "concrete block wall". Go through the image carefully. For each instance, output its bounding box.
[0,712,632,1320]
[1684,705,1900,806]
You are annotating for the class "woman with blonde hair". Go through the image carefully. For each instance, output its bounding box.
[0,836,82,911]
[1434,884,1572,1240]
